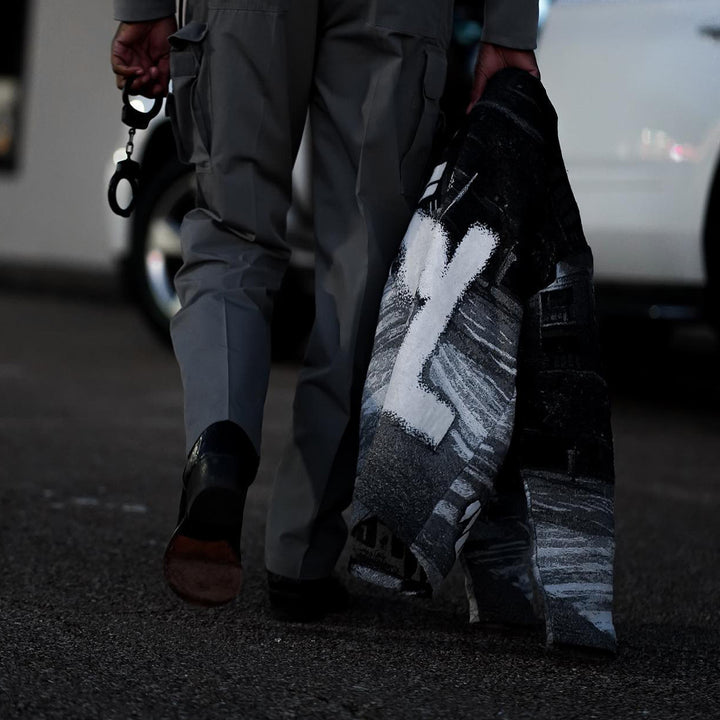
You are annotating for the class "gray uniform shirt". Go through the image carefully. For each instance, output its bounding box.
[113,0,539,49]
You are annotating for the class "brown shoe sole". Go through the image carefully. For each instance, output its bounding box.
[163,532,243,607]
[163,485,245,607]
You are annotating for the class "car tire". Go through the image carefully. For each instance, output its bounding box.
[129,157,192,345]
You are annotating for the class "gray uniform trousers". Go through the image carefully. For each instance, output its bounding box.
[168,0,453,580]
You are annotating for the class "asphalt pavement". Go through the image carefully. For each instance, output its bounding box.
[0,278,719,719]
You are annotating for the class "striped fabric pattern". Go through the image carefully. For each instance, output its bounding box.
[350,69,616,652]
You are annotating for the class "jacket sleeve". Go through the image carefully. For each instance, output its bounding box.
[114,0,176,22]
[482,0,539,50]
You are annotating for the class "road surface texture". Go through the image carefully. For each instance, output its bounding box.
[0,276,718,719]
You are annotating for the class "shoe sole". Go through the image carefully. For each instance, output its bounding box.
[163,487,244,607]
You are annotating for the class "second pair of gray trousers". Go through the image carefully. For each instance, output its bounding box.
[169,0,453,579]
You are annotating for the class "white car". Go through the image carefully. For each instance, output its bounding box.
[112,0,720,341]
[538,0,720,322]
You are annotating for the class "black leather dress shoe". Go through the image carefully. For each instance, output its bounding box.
[163,421,258,607]
[267,572,349,622]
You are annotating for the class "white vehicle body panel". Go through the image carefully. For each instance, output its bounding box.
[0,1,122,270]
[537,0,720,286]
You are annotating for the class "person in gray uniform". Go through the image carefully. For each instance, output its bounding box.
[110,0,540,619]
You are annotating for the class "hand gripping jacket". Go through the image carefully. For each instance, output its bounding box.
[350,68,616,654]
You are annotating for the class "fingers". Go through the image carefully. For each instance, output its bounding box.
[111,49,170,96]
[466,60,493,114]
[466,83,487,114]
[111,22,152,92]
[111,40,144,90]
[136,69,170,97]
[111,19,175,97]
[118,70,169,98]
[466,44,541,113]
[113,66,143,90]
[113,63,169,97]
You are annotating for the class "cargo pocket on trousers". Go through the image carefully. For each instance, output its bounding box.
[400,47,447,203]
[168,21,211,169]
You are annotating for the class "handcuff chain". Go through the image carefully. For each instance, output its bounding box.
[125,127,136,160]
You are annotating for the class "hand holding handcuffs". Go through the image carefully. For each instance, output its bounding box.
[107,80,163,217]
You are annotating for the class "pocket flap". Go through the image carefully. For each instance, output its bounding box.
[169,21,208,49]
